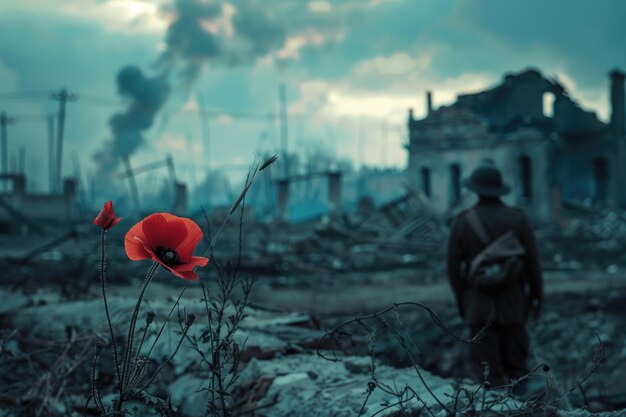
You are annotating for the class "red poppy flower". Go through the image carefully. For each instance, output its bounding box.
[124,213,208,280]
[94,201,121,230]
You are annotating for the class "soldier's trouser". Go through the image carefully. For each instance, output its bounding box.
[469,323,530,385]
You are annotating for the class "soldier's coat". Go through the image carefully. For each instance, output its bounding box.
[447,198,543,325]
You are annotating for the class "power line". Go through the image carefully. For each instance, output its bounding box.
[279,83,288,177]
[8,113,50,121]
[0,91,49,101]
[80,93,279,120]
[0,90,405,129]
[66,92,401,126]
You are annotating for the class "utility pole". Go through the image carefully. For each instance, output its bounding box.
[0,112,15,176]
[165,154,177,186]
[47,115,55,192]
[186,131,197,192]
[358,126,365,169]
[296,118,304,156]
[279,83,288,177]
[72,151,87,209]
[18,146,25,175]
[382,122,388,167]
[50,88,78,192]
[358,125,365,198]
[197,94,211,176]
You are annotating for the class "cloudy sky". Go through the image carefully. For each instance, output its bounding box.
[0,0,624,191]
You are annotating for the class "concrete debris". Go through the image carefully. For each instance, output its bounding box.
[232,190,447,276]
[540,203,626,271]
[2,285,624,416]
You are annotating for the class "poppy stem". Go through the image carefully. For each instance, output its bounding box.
[137,282,189,371]
[99,230,121,393]
[119,261,159,400]
[133,321,150,367]
[137,319,193,392]
[121,281,190,401]
[89,345,105,415]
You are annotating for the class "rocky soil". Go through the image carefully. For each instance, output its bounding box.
[1,268,624,416]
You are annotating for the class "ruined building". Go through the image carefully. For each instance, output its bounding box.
[406,68,626,223]
[0,175,78,234]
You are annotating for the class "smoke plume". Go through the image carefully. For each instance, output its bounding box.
[93,66,169,176]
[94,0,338,177]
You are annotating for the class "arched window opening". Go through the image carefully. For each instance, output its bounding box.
[449,164,461,205]
[420,167,431,198]
[543,92,555,118]
[592,157,609,203]
[518,155,532,201]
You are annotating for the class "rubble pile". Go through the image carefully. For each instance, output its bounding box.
[539,203,626,271]
[235,191,448,276]
[1,281,624,416]
[11,191,626,287]
[0,291,327,416]
[530,289,626,411]
[351,287,626,413]
[1,193,626,415]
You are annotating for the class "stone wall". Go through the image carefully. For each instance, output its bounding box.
[407,132,552,223]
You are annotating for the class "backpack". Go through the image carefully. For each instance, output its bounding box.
[465,209,526,294]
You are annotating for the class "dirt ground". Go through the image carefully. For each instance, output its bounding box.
[1,228,625,415]
[97,266,626,413]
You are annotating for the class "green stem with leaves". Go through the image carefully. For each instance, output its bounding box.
[100,230,121,393]
[115,261,158,412]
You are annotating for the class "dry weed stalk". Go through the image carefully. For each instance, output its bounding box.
[317,303,603,417]
[86,154,275,416]
[0,329,95,416]
[184,165,257,417]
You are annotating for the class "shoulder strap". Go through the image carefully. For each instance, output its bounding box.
[466,209,490,245]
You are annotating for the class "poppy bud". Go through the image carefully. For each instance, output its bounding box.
[146,311,156,325]
[93,201,121,230]
[95,340,105,354]
[367,380,376,392]
[259,153,279,171]
[186,313,196,327]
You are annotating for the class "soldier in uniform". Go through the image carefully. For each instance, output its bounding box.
[447,165,543,385]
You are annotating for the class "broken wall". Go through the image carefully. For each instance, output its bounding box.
[456,68,605,134]
[552,134,618,206]
[0,177,78,234]
[406,132,552,223]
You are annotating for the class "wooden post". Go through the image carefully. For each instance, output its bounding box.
[0,112,15,176]
[50,88,77,191]
[122,156,141,212]
[47,115,55,192]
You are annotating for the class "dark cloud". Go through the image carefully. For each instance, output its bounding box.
[225,5,286,65]
[2,0,623,188]
[158,0,351,83]
[160,0,221,72]
[440,0,626,89]
[159,0,283,81]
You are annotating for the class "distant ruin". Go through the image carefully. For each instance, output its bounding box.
[406,68,626,223]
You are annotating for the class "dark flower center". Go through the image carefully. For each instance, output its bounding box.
[155,247,181,266]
